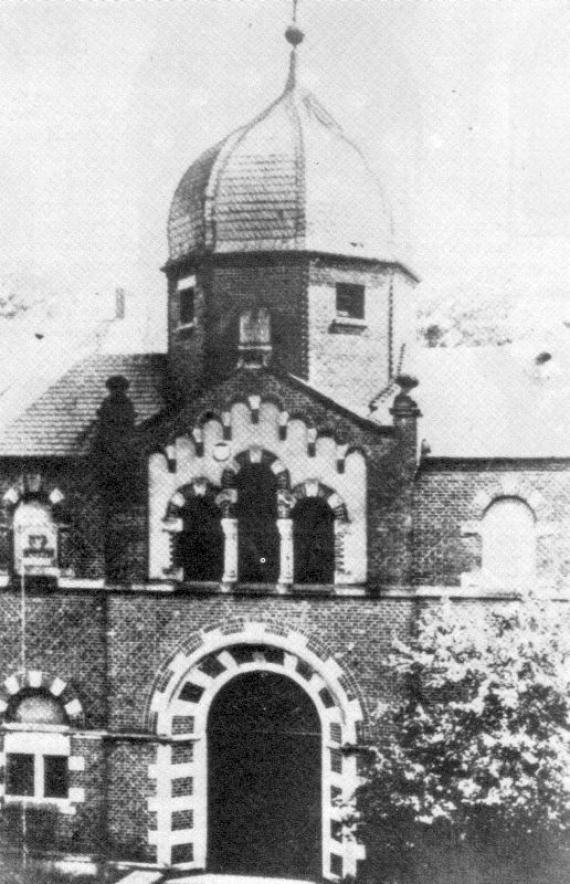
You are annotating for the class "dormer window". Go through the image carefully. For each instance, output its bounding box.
[336,283,365,320]
[177,275,196,327]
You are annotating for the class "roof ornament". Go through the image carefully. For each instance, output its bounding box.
[285,0,304,90]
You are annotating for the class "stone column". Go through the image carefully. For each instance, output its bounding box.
[277,517,294,592]
[221,517,238,590]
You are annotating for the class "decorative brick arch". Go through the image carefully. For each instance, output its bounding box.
[0,670,84,727]
[461,481,555,590]
[162,480,224,581]
[290,480,349,521]
[470,478,548,522]
[164,478,221,520]
[146,621,365,878]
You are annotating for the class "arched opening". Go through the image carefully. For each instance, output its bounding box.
[175,495,224,581]
[236,463,279,582]
[293,497,335,584]
[482,496,536,587]
[208,670,322,878]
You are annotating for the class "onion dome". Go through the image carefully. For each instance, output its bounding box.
[167,27,396,263]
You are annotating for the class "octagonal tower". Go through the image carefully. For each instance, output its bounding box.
[164,25,416,411]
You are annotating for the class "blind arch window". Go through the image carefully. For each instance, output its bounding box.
[481,497,536,587]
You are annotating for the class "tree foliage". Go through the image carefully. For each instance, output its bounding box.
[355,599,570,883]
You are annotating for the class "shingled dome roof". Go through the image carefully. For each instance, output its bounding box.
[167,39,396,263]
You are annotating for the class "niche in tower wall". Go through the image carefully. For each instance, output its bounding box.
[236,463,279,582]
[292,497,335,584]
[175,494,224,581]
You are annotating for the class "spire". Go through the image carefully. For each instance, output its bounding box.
[284,0,304,90]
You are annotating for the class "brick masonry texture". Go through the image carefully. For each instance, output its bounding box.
[165,253,412,413]
[413,460,570,587]
[106,741,155,862]
[0,585,420,861]
[105,593,417,734]
[0,591,107,728]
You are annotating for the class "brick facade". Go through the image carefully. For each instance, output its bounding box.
[0,29,567,880]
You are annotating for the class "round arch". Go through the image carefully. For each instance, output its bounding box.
[0,670,84,727]
[147,622,365,878]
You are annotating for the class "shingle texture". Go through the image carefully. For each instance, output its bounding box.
[168,56,395,263]
[0,353,166,456]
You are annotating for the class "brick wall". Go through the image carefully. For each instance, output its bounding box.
[208,254,309,383]
[166,261,207,398]
[413,460,570,588]
[308,258,391,406]
[0,460,106,581]
[106,740,155,862]
[105,592,418,734]
[0,591,107,728]
[165,253,415,411]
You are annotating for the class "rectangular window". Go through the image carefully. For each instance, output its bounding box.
[6,754,34,797]
[5,752,68,800]
[177,275,196,326]
[44,755,68,799]
[336,283,365,320]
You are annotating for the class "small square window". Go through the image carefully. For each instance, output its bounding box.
[6,754,34,797]
[44,755,68,799]
[336,283,365,320]
[179,287,195,326]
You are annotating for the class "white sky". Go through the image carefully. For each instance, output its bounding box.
[1,0,570,354]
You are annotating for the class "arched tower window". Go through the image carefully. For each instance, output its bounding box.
[293,497,335,584]
[236,463,279,583]
[482,497,536,587]
[238,308,272,368]
[174,490,224,582]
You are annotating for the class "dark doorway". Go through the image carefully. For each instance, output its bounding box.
[236,463,279,582]
[208,670,322,879]
[175,495,224,581]
[293,497,335,584]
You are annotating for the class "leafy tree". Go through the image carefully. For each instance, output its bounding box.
[354,599,570,884]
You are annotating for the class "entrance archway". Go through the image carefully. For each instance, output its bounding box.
[208,670,321,878]
[147,623,366,878]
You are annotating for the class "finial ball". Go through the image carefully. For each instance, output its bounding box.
[285,24,304,47]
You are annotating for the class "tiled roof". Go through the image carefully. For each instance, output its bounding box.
[0,353,167,457]
[167,58,397,265]
[414,340,570,459]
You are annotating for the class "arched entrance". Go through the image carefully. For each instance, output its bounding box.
[208,670,321,879]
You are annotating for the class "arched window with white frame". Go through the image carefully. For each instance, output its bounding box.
[4,692,70,803]
[13,499,59,577]
[481,497,536,588]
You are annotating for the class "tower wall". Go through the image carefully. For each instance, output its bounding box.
[307,258,393,405]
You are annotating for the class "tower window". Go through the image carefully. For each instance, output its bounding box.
[177,275,196,326]
[336,283,365,320]
[238,308,272,368]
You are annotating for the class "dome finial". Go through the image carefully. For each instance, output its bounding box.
[285,0,304,89]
